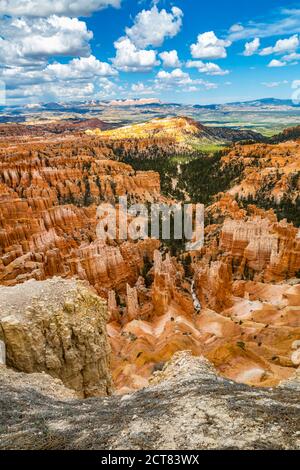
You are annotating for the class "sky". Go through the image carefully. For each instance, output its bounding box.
[1,0,300,105]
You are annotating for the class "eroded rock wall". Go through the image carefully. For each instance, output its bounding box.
[0,277,112,397]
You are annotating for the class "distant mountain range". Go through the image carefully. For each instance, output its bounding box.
[1,97,300,113]
[194,98,300,110]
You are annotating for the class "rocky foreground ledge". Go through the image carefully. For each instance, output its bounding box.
[0,352,299,450]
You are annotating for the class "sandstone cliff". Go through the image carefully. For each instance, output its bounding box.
[0,124,299,396]
[0,277,112,398]
[223,141,300,225]
[0,137,161,297]
[220,214,300,282]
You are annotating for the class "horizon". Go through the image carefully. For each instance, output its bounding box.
[1,96,299,109]
[1,0,300,106]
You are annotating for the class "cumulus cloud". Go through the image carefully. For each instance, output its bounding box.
[0,1,123,104]
[159,50,181,68]
[186,60,229,75]
[3,55,118,105]
[5,80,97,103]
[0,15,93,66]
[243,38,260,56]
[46,56,116,80]
[125,6,183,48]
[191,31,231,59]
[260,34,299,56]
[5,72,120,105]
[131,83,155,95]
[0,0,121,17]
[97,77,121,96]
[292,80,300,89]
[155,68,217,91]
[282,52,300,62]
[268,59,287,67]
[112,37,159,72]
[156,68,190,83]
[1,65,47,89]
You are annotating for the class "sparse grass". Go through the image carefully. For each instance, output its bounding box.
[191,142,227,154]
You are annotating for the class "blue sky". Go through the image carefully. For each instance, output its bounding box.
[1,0,300,105]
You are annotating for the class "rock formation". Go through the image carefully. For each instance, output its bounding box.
[87,116,263,153]
[0,121,299,396]
[194,259,233,312]
[0,136,161,297]
[0,351,299,450]
[219,212,300,282]
[0,364,77,400]
[0,277,112,397]
[223,141,300,220]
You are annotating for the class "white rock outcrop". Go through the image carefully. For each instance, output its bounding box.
[0,277,112,397]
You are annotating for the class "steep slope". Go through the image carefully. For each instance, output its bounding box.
[222,141,300,226]
[0,352,299,450]
[86,116,264,153]
[0,137,160,296]
[270,125,300,143]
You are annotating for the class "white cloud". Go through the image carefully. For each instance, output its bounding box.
[183,86,199,93]
[131,83,155,95]
[0,0,121,17]
[156,68,189,83]
[155,68,217,91]
[125,6,183,49]
[228,8,300,41]
[243,38,260,56]
[97,77,121,96]
[282,52,300,62]
[6,81,96,103]
[292,80,300,89]
[159,50,181,68]
[229,24,244,33]
[0,16,93,66]
[186,60,229,75]
[46,56,116,80]
[191,31,231,59]
[0,2,123,105]
[2,55,118,105]
[5,73,120,105]
[260,34,299,56]
[112,37,159,72]
[261,80,288,88]
[268,59,287,67]
[1,65,47,89]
